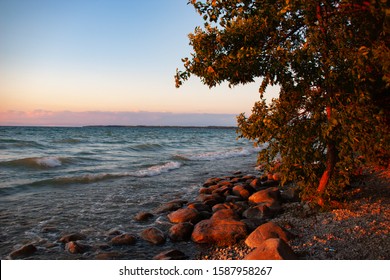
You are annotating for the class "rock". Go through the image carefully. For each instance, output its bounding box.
[141,227,166,245]
[245,222,294,248]
[168,222,194,242]
[153,249,187,260]
[110,233,137,246]
[225,195,243,202]
[249,178,263,189]
[107,229,123,236]
[211,209,240,221]
[167,208,201,224]
[244,238,297,260]
[95,252,124,260]
[248,187,281,205]
[212,185,232,196]
[261,180,279,188]
[217,181,233,187]
[9,244,37,259]
[241,218,267,233]
[212,202,247,215]
[272,172,282,181]
[191,219,247,246]
[203,177,222,187]
[65,241,89,254]
[243,204,274,219]
[187,202,211,213]
[195,194,224,205]
[59,233,86,243]
[232,185,252,200]
[134,212,154,222]
[154,200,187,213]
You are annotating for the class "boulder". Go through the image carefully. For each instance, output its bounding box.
[141,227,166,245]
[154,199,187,213]
[232,185,252,200]
[168,222,194,242]
[110,233,137,246]
[249,178,263,189]
[187,202,211,213]
[134,212,154,222]
[243,204,273,219]
[203,177,222,187]
[248,187,281,205]
[225,195,243,202]
[65,241,89,254]
[244,238,297,260]
[167,208,201,224]
[9,244,37,259]
[153,249,187,260]
[245,222,294,248]
[59,233,86,243]
[191,219,247,246]
[211,209,240,221]
[241,218,267,233]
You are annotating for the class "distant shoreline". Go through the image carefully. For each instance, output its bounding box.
[0,125,238,129]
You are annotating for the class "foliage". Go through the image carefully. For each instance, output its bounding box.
[176,0,390,204]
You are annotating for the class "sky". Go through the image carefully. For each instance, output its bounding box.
[0,0,279,126]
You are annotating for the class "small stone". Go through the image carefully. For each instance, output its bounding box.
[134,212,154,222]
[59,233,86,243]
[9,244,37,259]
[65,241,88,254]
[110,233,137,246]
[141,227,166,245]
[153,249,187,260]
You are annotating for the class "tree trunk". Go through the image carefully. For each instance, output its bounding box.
[317,105,337,205]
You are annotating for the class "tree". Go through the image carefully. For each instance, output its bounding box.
[176,0,390,205]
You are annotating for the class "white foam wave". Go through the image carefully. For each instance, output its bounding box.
[176,146,264,161]
[35,157,62,168]
[132,161,182,177]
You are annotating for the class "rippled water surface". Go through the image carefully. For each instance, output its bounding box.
[0,126,262,259]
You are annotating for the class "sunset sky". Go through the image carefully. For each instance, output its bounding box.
[0,0,279,126]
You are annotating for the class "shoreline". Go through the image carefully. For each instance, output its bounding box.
[7,168,389,260]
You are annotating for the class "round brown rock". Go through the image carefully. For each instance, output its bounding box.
[9,244,37,259]
[168,222,194,242]
[248,187,281,205]
[110,233,137,246]
[141,227,166,245]
[245,221,294,248]
[167,208,200,224]
[191,219,247,246]
[244,238,297,260]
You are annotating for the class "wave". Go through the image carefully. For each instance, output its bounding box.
[128,143,164,152]
[1,157,66,169]
[0,138,45,149]
[52,138,82,144]
[0,161,183,194]
[174,146,264,161]
[131,161,181,177]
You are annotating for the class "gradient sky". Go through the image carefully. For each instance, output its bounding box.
[0,0,279,126]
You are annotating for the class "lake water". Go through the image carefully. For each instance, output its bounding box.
[0,126,263,259]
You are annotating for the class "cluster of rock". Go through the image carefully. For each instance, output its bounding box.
[8,172,299,260]
[157,172,298,260]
